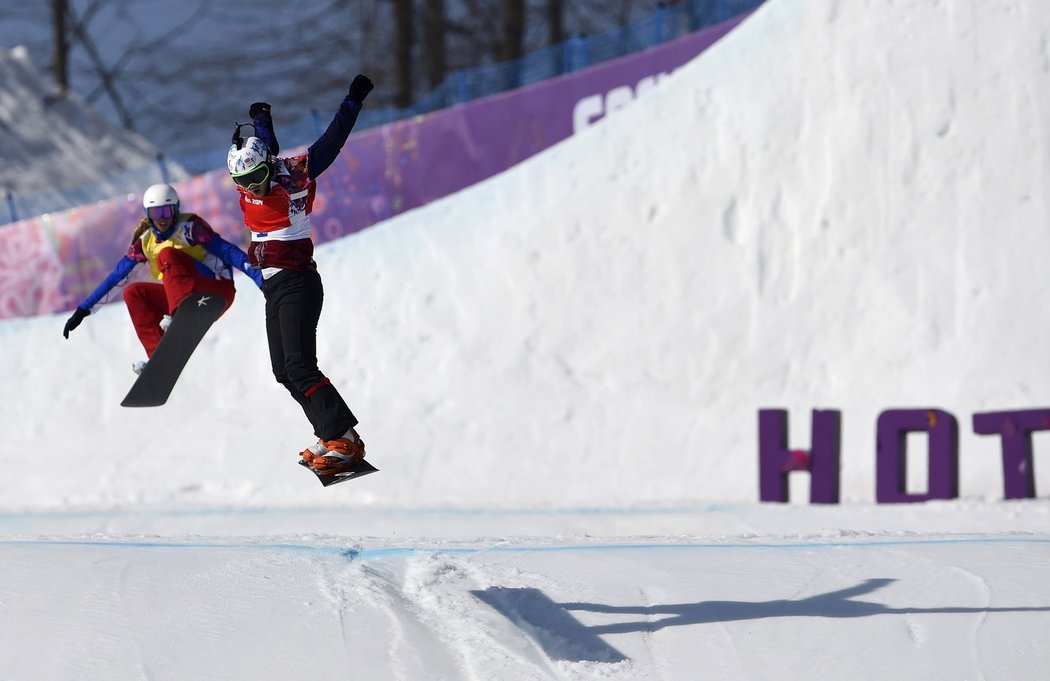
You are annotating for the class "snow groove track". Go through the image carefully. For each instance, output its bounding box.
[1,535,1049,680]
[2,533,1050,553]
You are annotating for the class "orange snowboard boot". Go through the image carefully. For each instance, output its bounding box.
[300,428,366,476]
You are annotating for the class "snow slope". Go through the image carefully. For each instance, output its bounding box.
[4,0,1050,507]
[0,0,1049,679]
[1,531,1047,680]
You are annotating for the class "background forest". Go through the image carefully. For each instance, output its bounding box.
[0,0,675,155]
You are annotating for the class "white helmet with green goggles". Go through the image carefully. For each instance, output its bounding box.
[228,136,272,190]
[142,183,180,223]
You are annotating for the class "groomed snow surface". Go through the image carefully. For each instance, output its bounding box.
[2,0,1050,678]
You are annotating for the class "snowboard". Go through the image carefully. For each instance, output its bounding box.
[121,292,226,408]
[299,458,379,487]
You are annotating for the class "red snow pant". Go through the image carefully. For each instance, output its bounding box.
[123,248,235,356]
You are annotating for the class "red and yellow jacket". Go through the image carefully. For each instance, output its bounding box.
[77,214,260,310]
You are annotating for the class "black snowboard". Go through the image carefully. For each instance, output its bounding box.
[121,292,226,408]
[299,458,379,487]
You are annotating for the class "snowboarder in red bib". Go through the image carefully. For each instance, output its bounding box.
[225,74,374,477]
[63,183,262,373]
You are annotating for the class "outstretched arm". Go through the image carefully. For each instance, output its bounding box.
[192,217,262,289]
[63,255,139,338]
[307,74,374,180]
[82,255,138,310]
[203,233,263,289]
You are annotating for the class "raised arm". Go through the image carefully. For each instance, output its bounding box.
[307,74,374,180]
[249,102,280,157]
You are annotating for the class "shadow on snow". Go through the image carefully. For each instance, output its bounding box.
[472,578,1050,663]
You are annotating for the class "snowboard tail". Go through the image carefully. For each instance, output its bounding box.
[121,292,226,408]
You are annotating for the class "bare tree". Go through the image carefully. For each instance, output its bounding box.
[546,0,564,45]
[50,0,68,97]
[392,0,415,108]
[65,2,138,130]
[7,0,673,160]
[496,0,526,63]
[422,0,447,89]
[565,0,659,34]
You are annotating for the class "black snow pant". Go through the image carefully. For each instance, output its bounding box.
[262,267,358,441]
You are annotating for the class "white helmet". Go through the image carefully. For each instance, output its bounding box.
[142,183,180,224]
[143,183,179,210]
[227,136,270,176]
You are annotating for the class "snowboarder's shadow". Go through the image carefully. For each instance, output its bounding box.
[472,578,1050,663]
[560,577,1050,634]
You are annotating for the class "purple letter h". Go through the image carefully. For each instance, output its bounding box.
[758,409,841,503]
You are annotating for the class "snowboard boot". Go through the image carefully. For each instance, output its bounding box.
[300,428,366,475]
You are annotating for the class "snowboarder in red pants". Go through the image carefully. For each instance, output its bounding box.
[63,183,262,372]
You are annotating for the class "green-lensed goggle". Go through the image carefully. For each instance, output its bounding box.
[232,163,270,190]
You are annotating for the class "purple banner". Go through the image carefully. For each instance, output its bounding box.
[0,15,748,319]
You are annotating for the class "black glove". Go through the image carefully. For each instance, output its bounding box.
[347,74,374,103]
[63,307,89,339]
[248,102,271,120]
